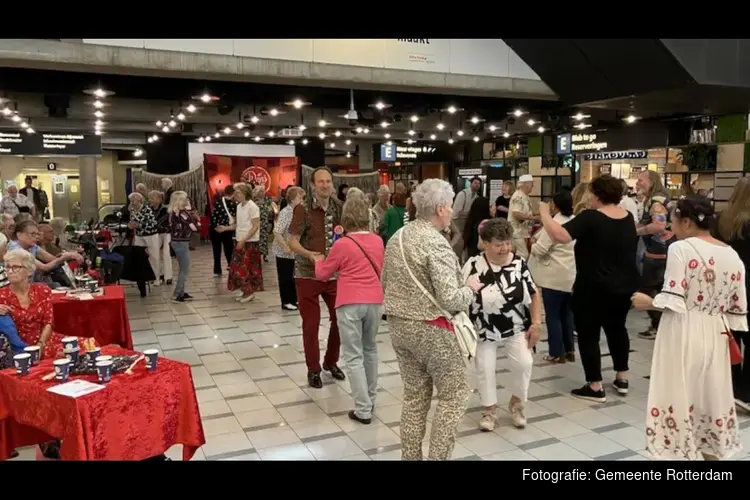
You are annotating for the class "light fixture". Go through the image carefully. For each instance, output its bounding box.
[436,123,445,131]
[334,130,342,137]
[503,131,510,138]
[345,139,351,145]
[269,108,279,117]
[176,113,186,121]
[527,119,536,127]
[151,134,159,141]
[95,120,104,128]
[84,88,115,98]
[346,152,351,158]
[473,136,480,142]
[93,100,104,109]
[572,112,590,121]
[448,138,454,144]
[197,137,204,143]
[318,132,326,139]
[380,121,389,128]
[410,115,419,123]
[285,99,310,109]
[250,115,259,124]
[537,126,546,133]
[512,109,525,117]
[302,139,309,145]
[362,128,370,134]
[574,123,592,130]
[204,136,212,142]
[457,130,465,137]
[19,122,28,129]
[186,104,197,113]
[355,127,363,134]
[148,137,154,143]
[199,93,216,103]
[133,148,143,158]
[94,129,102,136]
[162,126,170,133]
[214,132,220,138]
[288,140,295,145]
[155,120,163,127]
[408,130,416,136]
[223,127,232,134]
[254,136,262,142]
[298,124,307,131]
[94,110,104,118]
[406,139,415,145]
[386,141,392,146]
[235,122,244,129]
[1,107,12,116]
[26,128,34,134]
[470,116,484,124]
[430,134,436,140]
[384,133,391,139]
[168,120,177,128]
[624,114,638,124]
[244,131,250,137]
[268,130,276,137]
[318,119,327,128]
[488,125,497,132]
[11,115,21,123]
[329,142,336,148]
[442,105,464,114]
[370,101,391,110]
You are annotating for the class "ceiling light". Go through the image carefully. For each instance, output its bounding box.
[513,109,525,117]
[355,127,363,134]
[205,136,212,142]
[447,106,458,114]
[148,137,154,143]
[572,112,590,121]
[380,121,389,128]
[574,123,592,130]
[319,132,326,139]
[176,113,186,121]
[362,128,370,134]
[233,122,243,130]
[197,137,204,143]
[254,136,262,142]
[269,108,279,117]
[155,120,163,127]
[371,101,391,110]
[244,131,250,137]
[318,119,327,128]
[457,130,465,137]
[448,138,454,144]
[133,148,143,158]
[186,104,197,113]
[168,120,177,128]
[288,140,295,145]
[406,139,414,145]
[94,130,102,136]
[1,107,12,116]
[329,142,336,148]
[20,122,28,129]
[250,115,259,124]
[442,105,464,114]
[334,130,342,137]
[473,136,480,142]
[503,131,510,138]
[223,127,231,134]
[386,141,392,146]
[93,100,104,109]
[95,120,104,127]
[286,99,310,109]
[470,116,483,124]
[410,115,420,123]
[200,93,214,103]
[527,119,536,126]
[151,135,159,141]
[384,133,391,139]
[26,128,34,134]
[84,88,114,98]
[11,115,21,123]
[624,114,638,124]
[162,126,170,133]
[268,130,276,137]
[302,139,309,145]
[214,132,220,138]
[298,125,307,131]
[436,123,445,130]
[430,134,436,140]
[345,139,351,145]
[94,110,104,118]
[537,126,546,133]
[489,125,497,132]
[408,130,416,136]
[346,152,351,158]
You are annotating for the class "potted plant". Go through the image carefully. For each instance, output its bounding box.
[677,144,717,171]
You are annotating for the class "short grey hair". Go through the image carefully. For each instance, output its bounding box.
[161,178,173,188]
[412,179,455,219]
[377,185,390,194]
[128,192,144,203]
[135,183,147,192]
[252,185,266,201]
[345,187,366,202]
[4,248,36,272]
[49,217,66,235]
[0,232,7,249]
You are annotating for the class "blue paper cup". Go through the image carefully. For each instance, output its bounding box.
[13,353,31,376]
[96,360,113,383]
[87,347,101,366]
[62,337,78,353]
[144,349,159,372]
[66,348,80,364]
[87,282,97,293]
[53,358,71,381]
[97,355,113,363]
[24,345,41,366]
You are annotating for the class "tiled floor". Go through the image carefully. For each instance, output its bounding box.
[12,244,750,460]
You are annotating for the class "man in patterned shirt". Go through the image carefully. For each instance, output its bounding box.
[288,167,346,389]
[509,174,539,259]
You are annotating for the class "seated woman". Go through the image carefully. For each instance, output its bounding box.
[0,248,91,360]
[9,220,82,287]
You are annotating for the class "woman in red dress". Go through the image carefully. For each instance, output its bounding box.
[0,248,89,359]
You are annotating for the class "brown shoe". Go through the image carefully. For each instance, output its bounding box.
[566,352,576,362]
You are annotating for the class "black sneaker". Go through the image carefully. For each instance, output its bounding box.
[308,371,323,389]
[571,384,607,403]
[172,295,186,303]
[323,364,346,381]
[166,279,173,285]
[348,410,371,425]
[638,328,657,340]
[613,379,629,395]
[181,293,194,301]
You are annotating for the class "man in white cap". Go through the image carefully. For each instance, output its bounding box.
[509,174,539,259]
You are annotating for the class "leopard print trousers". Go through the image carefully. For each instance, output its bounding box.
[389,317,469,460]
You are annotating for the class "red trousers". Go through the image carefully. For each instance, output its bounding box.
[295,278,340,372]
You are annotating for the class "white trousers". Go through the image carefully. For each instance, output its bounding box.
[135,234,161,282]
[159,233,173,281]
[475,333,533,407]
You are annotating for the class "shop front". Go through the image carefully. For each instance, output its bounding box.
[0,131,108,222]
[373,141,464,191]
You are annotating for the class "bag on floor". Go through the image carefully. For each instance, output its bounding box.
[397,229,477,360]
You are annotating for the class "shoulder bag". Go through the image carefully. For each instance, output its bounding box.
[684,239,743,365]
[397,229,477,360]
[221,197,235,226]
[344,235,380,278]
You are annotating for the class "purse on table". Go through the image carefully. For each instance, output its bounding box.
[398,229,478,360]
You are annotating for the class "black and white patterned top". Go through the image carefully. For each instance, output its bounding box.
[211,195,237,229]
[0,264,8,289]
[131,205,158,237]
[462,254,537,342]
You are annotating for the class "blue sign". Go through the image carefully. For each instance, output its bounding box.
[556,133,572,155]
[380,143,397,162]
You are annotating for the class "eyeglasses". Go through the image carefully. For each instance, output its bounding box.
[5,265,26,273]
[25,231,40,237]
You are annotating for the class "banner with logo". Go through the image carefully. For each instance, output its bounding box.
[203,154,299,202]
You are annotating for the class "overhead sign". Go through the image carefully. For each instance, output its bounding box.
[0,132,102,156]
[380,143,437,162]
[583,151,648,161]
[556,133,571,155]
[571,133,608,152]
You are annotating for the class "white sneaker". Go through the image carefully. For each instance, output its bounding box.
[233,290,244,298]
[282,304,298,311]
[478,409,498,432]
[238,294,255,303]
[509,401,527,428]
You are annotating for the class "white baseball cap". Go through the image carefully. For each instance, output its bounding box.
[518,174,534,183]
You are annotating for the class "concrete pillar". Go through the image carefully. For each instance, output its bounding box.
[79,157,99,223]
[357,140,374,171]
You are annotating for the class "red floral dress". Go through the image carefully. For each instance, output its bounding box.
[0,284,85,359]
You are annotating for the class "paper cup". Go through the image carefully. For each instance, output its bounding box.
[87,347,101,366]
[13,353,31,376]
[96,360,113,383]
[66,348,80,364]
[97,355,113,363]
[61,337,78,353]
[24,345,41,366]
[143,349,159,372]
[53,358,71,381]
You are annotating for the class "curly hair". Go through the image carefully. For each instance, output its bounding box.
[590,174,624,205]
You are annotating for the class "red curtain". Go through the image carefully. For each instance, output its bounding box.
[203,154,299,202]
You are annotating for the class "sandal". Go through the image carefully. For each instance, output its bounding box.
[543,355,566,363]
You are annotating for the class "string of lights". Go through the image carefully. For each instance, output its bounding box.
[1,96,36,135]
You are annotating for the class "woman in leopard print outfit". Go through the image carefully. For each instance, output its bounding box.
[382,179,483,460]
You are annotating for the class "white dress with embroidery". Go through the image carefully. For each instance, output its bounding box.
[646,237,747,460]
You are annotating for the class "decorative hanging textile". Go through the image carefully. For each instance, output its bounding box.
[132,166,208,216]
[300,165,380,196]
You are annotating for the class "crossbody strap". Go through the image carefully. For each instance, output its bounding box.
[344,235,380,278]
[398,229,451,318]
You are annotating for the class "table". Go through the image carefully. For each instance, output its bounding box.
[50,286,134,350]
[0,346,205,460]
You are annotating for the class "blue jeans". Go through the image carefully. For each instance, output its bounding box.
[542,288,575,358]
[170,241,190,297]
[336,303,381,419]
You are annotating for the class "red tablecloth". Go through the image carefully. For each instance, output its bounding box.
[0,346,205,460]
[51,286,134,350]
